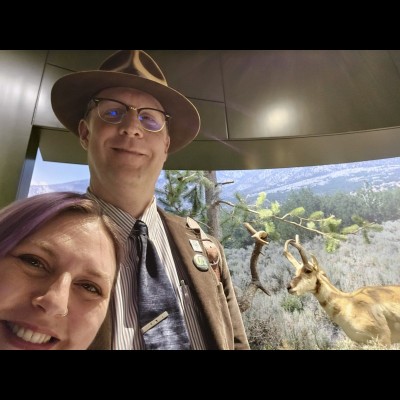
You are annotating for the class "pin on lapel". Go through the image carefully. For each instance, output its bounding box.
[189,239,203,253]
[192,253,209,271]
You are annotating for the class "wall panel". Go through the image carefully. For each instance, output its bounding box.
[0,50,47,207]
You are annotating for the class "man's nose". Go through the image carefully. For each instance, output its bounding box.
[118,110,144,137]
[32,272,72,317]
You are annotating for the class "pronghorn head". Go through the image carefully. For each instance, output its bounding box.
[283,238,322,296]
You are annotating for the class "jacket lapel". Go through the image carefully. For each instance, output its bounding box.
[160,210,228,349]
[89,209,229,350]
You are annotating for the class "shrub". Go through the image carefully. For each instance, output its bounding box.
[281,295,304,313]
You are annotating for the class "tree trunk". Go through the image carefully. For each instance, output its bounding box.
[205,170,221,240]
[237,223,271,313]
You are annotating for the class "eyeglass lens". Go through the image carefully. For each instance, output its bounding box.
[97,99,166,132]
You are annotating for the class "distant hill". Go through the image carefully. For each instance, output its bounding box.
[29,157,400,203]
[29,180,89,197]
[217,157,400,202]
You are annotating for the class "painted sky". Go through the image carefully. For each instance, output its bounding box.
[30,148,400,196]
[31,149,90,186]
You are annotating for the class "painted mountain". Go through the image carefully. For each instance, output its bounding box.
[28,157,400,202]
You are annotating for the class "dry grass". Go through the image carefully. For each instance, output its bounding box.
[226,219,400,350]
[331,338,400,350]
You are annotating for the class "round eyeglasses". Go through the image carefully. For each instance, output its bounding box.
[89,98,170,133]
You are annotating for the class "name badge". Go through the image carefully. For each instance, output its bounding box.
[189,239,203,253]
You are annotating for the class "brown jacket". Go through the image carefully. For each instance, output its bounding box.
[89,209,250,350]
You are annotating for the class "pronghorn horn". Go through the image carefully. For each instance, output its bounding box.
[283,239,303,271]
[288,240,310,267]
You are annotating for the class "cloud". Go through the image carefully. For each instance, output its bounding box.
[30,180,49,186]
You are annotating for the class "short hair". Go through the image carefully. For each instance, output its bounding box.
[0,192,122,266]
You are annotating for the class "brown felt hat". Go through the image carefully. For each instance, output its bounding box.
[51,50,200,154]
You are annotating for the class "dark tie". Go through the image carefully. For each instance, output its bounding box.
[131,220,191,350]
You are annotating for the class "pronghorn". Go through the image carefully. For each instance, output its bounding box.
[283,238,400,345]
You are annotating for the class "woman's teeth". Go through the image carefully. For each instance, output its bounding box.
[9,323,52,344]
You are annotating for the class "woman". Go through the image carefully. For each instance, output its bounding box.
[0,192,122,350]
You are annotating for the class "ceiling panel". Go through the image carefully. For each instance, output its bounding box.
[165,126,400,170]
[221,50,400,140]
[33,64,69,129]
[39,126,400,170]
[145,50,224,102]
[35,50,400,169]
[191,98,227,141]
[47,50,116,71]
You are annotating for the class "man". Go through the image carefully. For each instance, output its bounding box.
[51,50,249,350]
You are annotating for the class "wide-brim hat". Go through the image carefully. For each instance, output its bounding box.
[51,50,201,154]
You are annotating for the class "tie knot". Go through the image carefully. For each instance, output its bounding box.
[131,219,148,238]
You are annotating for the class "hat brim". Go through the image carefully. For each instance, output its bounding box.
[51,71,200,154]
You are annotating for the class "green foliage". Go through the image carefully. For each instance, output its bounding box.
[263,221,276,236]
[325,237,340,252]
[219,186,384,250]
[307,221,316,230]
[342,224,361,234]
[309,211,324,219]
[352,215,383,232]
[219,192,262,248]
[350,215,383,245]
[281,295,304,313]
[238,188,376,251]
[259,208,273,219]
[270,201,280,215]
[320,216,342,233]
[155,170,398,251]
[362,229,371,245]
[320,183,400,226]
[156,170,210,223]
[288,207,305,217]
[256,192,266,207]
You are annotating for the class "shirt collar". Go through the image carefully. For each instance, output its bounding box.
[86,188,158,238]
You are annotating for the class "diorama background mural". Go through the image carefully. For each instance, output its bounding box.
[30,153,400,349]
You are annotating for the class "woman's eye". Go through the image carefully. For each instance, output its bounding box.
[19,254,45,269]
[80,282,101,295]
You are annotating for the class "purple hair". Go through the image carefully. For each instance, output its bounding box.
[0,192,122,264]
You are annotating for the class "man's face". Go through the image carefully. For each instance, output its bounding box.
[78,87,170,189]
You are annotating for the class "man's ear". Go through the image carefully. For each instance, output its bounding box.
[78,119,90,151]
[164,134,170,156]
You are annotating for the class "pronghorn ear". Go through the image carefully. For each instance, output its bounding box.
[310,255,320,270]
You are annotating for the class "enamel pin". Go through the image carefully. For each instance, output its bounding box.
[193,254,209,271]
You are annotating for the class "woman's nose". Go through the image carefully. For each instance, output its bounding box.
[32,272,72,317]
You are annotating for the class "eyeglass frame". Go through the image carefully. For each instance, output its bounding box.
[86,97,171,133]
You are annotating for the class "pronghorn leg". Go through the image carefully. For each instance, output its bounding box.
[370,312,392,346]
[375,326,391,346]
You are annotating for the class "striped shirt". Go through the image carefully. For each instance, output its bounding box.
[86,190,208,350]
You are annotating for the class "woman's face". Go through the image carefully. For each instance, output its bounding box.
[0,212,117,350]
